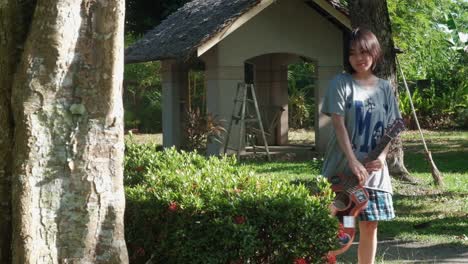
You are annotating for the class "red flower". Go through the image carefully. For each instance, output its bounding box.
[234,215,246,224]
[168,201,178,212]
[326,254,336,264]
[294,258,308,264]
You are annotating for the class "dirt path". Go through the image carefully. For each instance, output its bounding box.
[337,240,468,263]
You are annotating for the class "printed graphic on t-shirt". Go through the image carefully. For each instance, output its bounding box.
[353,99,385,153]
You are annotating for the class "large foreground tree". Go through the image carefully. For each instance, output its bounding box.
[0,0,128,263]
[348,0,413,182]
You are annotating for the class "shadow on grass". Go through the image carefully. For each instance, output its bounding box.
[404,151,468,174]
[377,191,468,240]
[379,214,468,239]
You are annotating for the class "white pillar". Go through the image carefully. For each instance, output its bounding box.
[315,65,343,153]
[161,60,188,148]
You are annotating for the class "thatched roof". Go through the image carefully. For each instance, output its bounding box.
[125,0,348,64]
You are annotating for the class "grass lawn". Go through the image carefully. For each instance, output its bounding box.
[127,129,468,262]
[382,130,467,244]
[240,130,468,239]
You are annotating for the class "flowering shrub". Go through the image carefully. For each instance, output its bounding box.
[124,142,338,263]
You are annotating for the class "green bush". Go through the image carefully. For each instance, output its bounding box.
[398,81,468,129]
[124,142,338,263]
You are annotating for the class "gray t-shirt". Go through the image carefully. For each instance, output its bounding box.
[321,73,402,194]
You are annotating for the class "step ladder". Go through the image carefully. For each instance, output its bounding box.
[223,83,271,161]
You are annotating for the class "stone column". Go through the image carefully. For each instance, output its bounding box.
[161,60,189,148]
[271,54,290,146]
[250,55,273,145]
[315,65,343,153]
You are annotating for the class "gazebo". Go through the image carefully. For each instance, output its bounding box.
[125,0,351,155]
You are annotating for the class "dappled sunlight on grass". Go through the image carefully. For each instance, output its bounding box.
[380,177,468,245]
[125,129,316,146]
[402,130,467,192]
[288,129,315,145]
[385,129,468,245]
[125,132,163,145]
[401,129,468,141]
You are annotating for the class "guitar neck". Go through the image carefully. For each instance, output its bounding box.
[366,135,393,161]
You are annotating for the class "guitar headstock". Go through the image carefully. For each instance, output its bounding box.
[385,118,405,139]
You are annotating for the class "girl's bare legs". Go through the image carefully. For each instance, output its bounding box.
[358,221,378,264]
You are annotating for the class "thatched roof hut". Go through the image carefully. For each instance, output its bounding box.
[125,0,351,154]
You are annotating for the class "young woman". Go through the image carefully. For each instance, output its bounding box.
[321,28,402,264]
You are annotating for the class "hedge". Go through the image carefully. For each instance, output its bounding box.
[124,142,338,263]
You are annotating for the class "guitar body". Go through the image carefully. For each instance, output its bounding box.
[328,173,369,256]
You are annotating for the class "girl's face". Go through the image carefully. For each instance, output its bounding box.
[349,43,374,74]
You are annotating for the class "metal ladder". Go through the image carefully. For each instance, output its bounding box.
[223,82,271,161]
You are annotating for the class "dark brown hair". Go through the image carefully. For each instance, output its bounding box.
[347,28,382,72]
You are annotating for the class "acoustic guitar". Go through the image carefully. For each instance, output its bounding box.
[328,118,405,257]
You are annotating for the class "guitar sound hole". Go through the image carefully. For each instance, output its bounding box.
[338,233,351,245]
[333,192,351,211]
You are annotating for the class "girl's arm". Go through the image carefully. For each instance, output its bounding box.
[331,113,369,183]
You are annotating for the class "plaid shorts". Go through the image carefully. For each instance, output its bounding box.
[358,189,395,221]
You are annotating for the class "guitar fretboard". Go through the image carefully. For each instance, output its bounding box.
[365,134,394,162]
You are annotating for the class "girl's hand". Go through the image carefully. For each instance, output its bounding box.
[348,158,368,184]
[365,157,384,173]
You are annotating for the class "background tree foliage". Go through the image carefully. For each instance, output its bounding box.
[123,1,191,132]
[125,0,189,35]
[288,62,316,129]
[388,0,467,79]
[124,35,163,132]
[388,0,468,128]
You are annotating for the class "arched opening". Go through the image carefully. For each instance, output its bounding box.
[239,52,317,158]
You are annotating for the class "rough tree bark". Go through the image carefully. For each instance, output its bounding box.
[348,0,414,182]
[1,0,129,263]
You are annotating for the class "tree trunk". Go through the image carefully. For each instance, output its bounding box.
[1,0,129,263]
[0,0,35,261]
[348,0,414,182]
